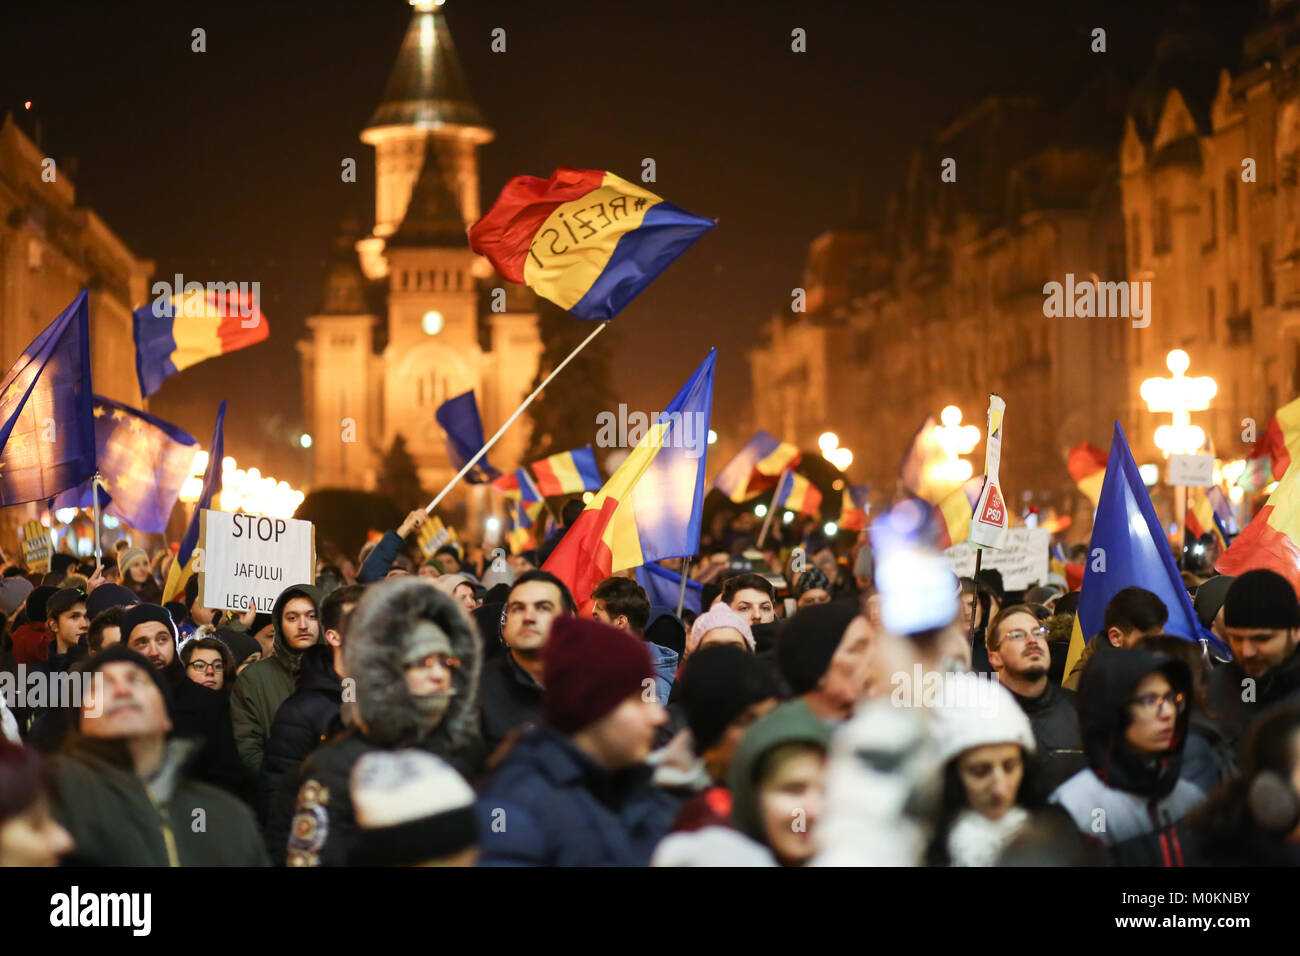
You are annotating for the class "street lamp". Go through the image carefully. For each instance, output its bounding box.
[1141,349,1217,553]
[932,405,980,484]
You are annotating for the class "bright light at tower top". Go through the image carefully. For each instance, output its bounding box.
[818,432,839,453]
[1166,349,1190,375]
[940,405,963,427]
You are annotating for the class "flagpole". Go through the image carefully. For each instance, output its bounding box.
[92,473,103,566]
[756,469,786,549]
[675,557,693,618]
[969,548,983,649]
[425,322,609,515]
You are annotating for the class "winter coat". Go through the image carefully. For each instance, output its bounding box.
[648,641,678,707]
[261,643,342,804]
[478,650,543,753]
[475,726,681,866]
[230,585,323,780]
[49,736,268,866]
[1206,648,1300,755]
[166,664,250,801]
[1179,709,1236,795]
[358,529,403,584]
[1008,680,1086,797]
[1050,648,1205,866]
[277,579,484,866]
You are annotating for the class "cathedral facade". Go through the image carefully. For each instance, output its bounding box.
[298,2,541,511]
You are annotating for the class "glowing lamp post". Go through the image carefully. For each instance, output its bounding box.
[931,405,980,485]
[1140,349,1217,555]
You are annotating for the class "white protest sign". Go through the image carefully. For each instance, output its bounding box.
[197,510,315,613]
[1167,453,1214,487]
[969,394,1009,550]
[945,527,1049,591]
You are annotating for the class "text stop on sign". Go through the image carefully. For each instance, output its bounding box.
[197,509,316,613]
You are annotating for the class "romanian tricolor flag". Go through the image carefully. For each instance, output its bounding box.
[544,350,715,610]
[1186,486,1233,551]
[162,401,225,603]
[469,168,714,320]
[713,430,800,503]
[531,445,602,497]
[491,467,545,527]
[1067,441,1108,509]
[1217,457,1300,597]
[838,484,870,532]
[1251,395,1300,482]
[133,285,268,397]
[773,471,822,516]
[935,476,985,549]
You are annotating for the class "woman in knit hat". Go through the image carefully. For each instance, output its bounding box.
[118,547,162,604]
[924,673,1043,866]
[684,603,755,661]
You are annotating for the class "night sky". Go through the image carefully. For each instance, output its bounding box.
[3,0,1182,484]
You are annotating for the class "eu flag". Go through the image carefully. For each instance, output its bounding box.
[1063,421,1228,676]
[55,396,198,533]
[636,562,703,615]
[0,291,96,505]
[162,401,225,603]
[435,391,501,483]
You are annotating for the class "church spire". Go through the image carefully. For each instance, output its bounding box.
[365,0,490,138]
[387,139,468,248]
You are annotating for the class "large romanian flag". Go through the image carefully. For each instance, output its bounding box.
[133,285,268,397]
[1186,486,1233,552]
[1217,455,1300,597]
[1067,440,1108,508]
[544,350,715,610]
[1251,395,1300,482]
[773,471,822,516]
[531,445,602,497]
[713,430,800,503]
[469,168,714,320]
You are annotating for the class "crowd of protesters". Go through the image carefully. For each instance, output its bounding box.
[2,503,1299,868]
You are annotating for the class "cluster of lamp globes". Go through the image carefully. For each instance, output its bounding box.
[179,451,306,520]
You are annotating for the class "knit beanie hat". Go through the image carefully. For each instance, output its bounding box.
[118,548,149,576]
[794,566,831,598]
[86,583,138,619]
[0,577,33,616]
[775,600,859,695]
[431,574,474,599]
[1194,574,1236,629]
[676,644,781,752]
[120,603,178,646]
[23,586,57,624]
[542,617,654,734]
[933,673,1037,765]
[687,604,755,657]
[349,749,478,866]
[1223,569,1300,630]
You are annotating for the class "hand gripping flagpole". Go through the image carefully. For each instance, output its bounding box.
[424,322,610,515]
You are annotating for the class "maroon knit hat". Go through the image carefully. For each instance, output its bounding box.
[543,616,654,734]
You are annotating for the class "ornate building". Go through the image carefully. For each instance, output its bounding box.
[0,111,153,542]
[298,1,541,509]
[751,4,1300,535]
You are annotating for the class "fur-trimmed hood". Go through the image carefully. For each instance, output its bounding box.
[342,577,482,749]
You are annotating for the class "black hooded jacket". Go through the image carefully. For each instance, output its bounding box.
[268,579,485,866]
[1207,646,1300,755]
[1051,649,1205,865]
[260,644,343,806]
[1008,680,1086,798]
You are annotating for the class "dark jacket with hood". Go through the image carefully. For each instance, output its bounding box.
[50,735,268,866]
[230,584,323,777]
[260,643,342,805]
[272,579,484,866]
[475,726,682,866]
[478,649,544,753]
[1050,649,1206,866]
[1008,680,1086,797]
[1207,646,1300,755]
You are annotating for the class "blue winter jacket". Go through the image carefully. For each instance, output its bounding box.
[475,727,679,866]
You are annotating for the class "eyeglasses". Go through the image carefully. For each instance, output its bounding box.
[187,660,224,674]
[403,654,460,672]
[999,626,1048,645]
[1129,690,1186,717]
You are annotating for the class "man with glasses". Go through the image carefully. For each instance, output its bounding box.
[986,605,1084,795]
[1050,648,1205,866]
